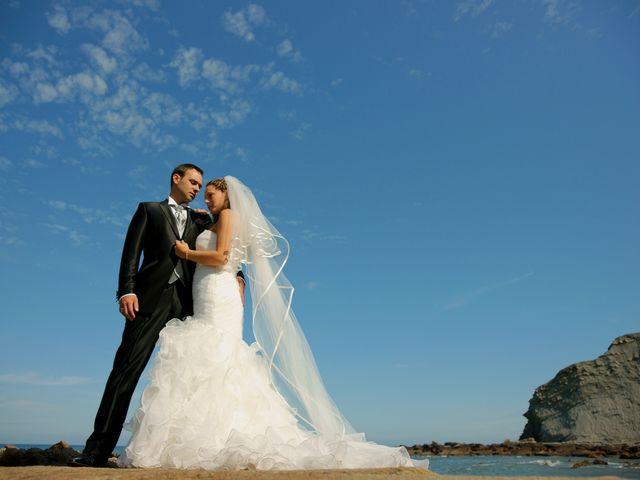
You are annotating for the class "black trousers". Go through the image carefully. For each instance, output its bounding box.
[83,281,188,459]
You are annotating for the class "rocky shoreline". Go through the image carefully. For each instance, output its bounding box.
[405,439,640,459]
[2,440,640,469]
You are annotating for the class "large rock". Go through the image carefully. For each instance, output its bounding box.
[520,333,640,443]
[0,441,81,466]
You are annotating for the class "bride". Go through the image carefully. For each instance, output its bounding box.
[118,176,428,470]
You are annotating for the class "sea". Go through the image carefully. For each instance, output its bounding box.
[5,445,640,478]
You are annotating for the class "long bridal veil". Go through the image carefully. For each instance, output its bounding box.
[225,176,357,440]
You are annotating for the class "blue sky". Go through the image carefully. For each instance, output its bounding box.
[0,0,638,447]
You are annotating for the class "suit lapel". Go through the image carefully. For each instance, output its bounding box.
[160,200,181,239]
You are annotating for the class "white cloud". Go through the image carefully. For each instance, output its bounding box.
[44,222,89,245]
[23,159,46,168]
[260,66,302,96]
[62,157,110,176]
[132,62,166,83]
[222,3,267,42]
[201,57,261,93]
[30,144,58,159]
[48,200,125,228]
[104,15,148,55]
[14,119,64,138]
[70,7,149,57]
[211,98,252,128]
[454,0,495,21]
[306,281,319,290]
[0,79,18,107]
[0,372,91,386]
[299,226,346,243]
[82,44,118,74]
[34,82,59,102]
[487,21,513,38]
[542,0,581,25]
[142,93,183,125]
[119,0,160,10]
[246,3,267,24]
[330,78,343,88]
[57,70,108,98]
[32,68,108,104]
[2,59,29,77]
[276,39,302,62]
[27,45,59,65]
[170,47,203,87]
[291,122,311,141]
[47,6,71,34]
[202,58,232,90]
[127,165,147,181]
[78,80,180,151]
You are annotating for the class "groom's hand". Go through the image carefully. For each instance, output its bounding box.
[119,295,139,321]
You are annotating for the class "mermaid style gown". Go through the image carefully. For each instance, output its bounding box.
[118,230,425,470]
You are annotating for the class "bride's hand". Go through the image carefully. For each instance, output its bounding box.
[191,208,209,215]
[175,240,189,259]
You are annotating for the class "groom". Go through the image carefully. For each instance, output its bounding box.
[72,164,244,467]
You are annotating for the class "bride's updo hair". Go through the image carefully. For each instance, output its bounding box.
[207,178,231,209]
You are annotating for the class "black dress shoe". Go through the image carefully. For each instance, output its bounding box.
[68,454,108,468]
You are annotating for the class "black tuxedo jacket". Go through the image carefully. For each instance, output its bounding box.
[117,200,207,315]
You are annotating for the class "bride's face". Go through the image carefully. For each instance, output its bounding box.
[204,185,228,214]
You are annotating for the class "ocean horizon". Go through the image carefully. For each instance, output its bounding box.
[3,444,640,478]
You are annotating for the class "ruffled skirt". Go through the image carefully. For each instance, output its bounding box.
[118,269,427,470]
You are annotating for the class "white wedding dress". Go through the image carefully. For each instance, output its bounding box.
[119,230,425,470]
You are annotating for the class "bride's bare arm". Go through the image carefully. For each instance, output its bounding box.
[175,209,232,267]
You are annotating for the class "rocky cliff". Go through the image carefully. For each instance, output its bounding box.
[521,332,640,443]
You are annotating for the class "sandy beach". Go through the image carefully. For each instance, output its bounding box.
[0,466,618,480]
[0,467,626,480]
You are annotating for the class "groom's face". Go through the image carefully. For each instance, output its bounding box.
[171,168,203,204]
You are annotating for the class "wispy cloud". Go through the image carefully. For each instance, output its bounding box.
[542,0,581,25]
[0,216,24,246]
[46,5,71,35]
[48,200,126,228]
[0,372,92,386]
[454,0,495,21]
[169,46,203,87]
[291,122,311,141]
[44,222,89,245]
[1,3,304,162]
[260,64,303,96]
[23,158,45,168]
[0,78,19,107]
[486,21,513,38]
[443,272,534,311]
[81,43,118,74]
[301,228,347,242]
[277,39,302,63]
[222,4,267,43]
[14,118,64,138]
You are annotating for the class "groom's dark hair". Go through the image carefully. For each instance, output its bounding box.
[171,163,203,186]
